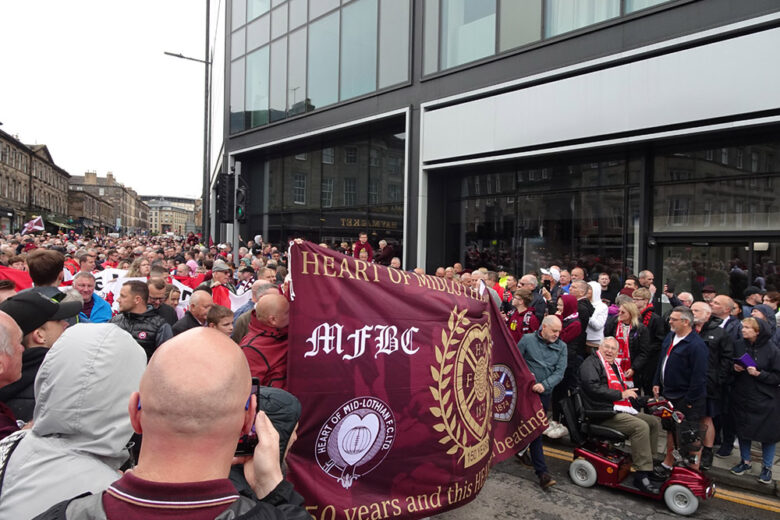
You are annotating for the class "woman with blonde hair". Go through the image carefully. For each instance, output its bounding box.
[125,257,151,278]
[603,300,650,390]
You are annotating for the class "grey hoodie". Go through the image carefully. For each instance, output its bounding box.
[0,324,146,519]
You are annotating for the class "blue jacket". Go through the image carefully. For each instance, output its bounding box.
[653,331,708,402]
[78,293,112,324]
[517,330,567,395]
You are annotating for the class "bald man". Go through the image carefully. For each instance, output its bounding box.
[35,328,308,518]
[239,294,290,389]
[0,311,24,438]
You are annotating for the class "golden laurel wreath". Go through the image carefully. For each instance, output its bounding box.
[429,306,491,465]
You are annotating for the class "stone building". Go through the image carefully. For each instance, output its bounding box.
[0,128,71,233]
[69,171,148,233]
[67,187,114,235]
[141,196,200,235]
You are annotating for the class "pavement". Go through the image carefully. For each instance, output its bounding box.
[543,429,780,497]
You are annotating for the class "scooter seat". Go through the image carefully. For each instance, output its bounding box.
[582,423,628,442]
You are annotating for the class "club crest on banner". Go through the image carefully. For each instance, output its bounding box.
[491,365,517,422]
[429,306,492,469]
[315,396,396,489]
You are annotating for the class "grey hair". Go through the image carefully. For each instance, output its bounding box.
[73,271,96,283]
[0,311,17,356]
[671,305,694,325]
[602,336,619,349]
[521,274,538,288]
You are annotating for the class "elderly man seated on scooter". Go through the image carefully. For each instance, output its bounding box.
[579,337,664,494]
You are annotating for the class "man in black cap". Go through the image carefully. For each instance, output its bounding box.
[742,286,764,317]
[0,291,82,422]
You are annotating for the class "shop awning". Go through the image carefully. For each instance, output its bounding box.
[47,219,74,229]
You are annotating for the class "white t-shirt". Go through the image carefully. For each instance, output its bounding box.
[661,334,687,385]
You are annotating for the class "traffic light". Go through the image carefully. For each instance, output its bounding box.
[235,176,249,223]
[216,173,234,223]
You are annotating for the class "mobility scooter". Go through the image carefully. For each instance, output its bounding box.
[561,392,715,516]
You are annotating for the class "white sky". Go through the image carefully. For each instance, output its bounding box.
[0,1,210,199]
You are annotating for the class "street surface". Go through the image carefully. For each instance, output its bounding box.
[433,449,779,520]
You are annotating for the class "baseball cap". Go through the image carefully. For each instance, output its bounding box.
[701,284,716,293]
[0,291,82,336]
[212,260,231,272]
[744,286,764,298]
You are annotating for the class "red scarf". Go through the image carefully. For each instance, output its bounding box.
[597,351,637,415]
[614,322,634,386]
[641,304,654,328]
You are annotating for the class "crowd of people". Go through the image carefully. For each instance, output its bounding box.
[0,229,777,516]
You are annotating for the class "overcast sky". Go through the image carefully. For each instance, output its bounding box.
[0,1,210,199]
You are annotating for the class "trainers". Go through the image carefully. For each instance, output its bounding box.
[547,423,569,439]
[543,420,559,437]
[714,447,732,459]
[538,473,556,489]
[730,461,752,475]
[758,466,772,484]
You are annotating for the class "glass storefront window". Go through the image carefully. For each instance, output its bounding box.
[544,0,620,38]
[308,12,339,110]
[245,120,405,249]
[653,179,780,233]
[440,0,496,70]
[654,141,780,182]
[340,0,378,101]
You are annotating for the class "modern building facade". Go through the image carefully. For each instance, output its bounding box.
[0,129,72,233]
[220,0,780,303]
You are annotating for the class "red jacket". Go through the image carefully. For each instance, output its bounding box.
[353,241,374,262]
[507,308,540,344]
[239,312,289,389]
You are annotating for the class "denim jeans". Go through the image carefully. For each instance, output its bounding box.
[530,394,551,476]
[738,437,777,468]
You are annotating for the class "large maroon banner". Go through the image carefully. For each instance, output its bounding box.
[286,242,545,520]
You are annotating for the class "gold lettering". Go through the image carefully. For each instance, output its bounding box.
[387,266,404,284]
[322,256,337,277]
[370,263,379,282]
[301,251,320,275]
[353,260,370,281]
[338,258,355,279]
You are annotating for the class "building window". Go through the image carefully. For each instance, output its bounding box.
[369,147,380,167]
[321,178,334,207]
[545,0,620,38]
[322,147,334,164]
[344,146,358,164]
[440,0,496,70]
[295,152,308,161]
[703,200,712,227]
[388,183,401,202]
[721,148,729,165]
[736,149,744,169]
[293,174,306,204]
[752,151,760,173]
[343,177,356,206]
[667,198,689,226]
[368,179,379,204]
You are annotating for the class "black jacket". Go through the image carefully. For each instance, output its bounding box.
[172,311,203,336]
[604,316,651,378]
[578,353,622,416]
[0,347,47,422]
[155,303,179,326]
[696,316,734,400]
[639,306,665,388]
[110,307,173,361]
[730,320,780,444]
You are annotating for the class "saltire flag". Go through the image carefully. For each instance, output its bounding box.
[21,216,44,234]
[285,241,545,520]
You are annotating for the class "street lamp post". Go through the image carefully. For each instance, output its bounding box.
[164,0,211,244]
